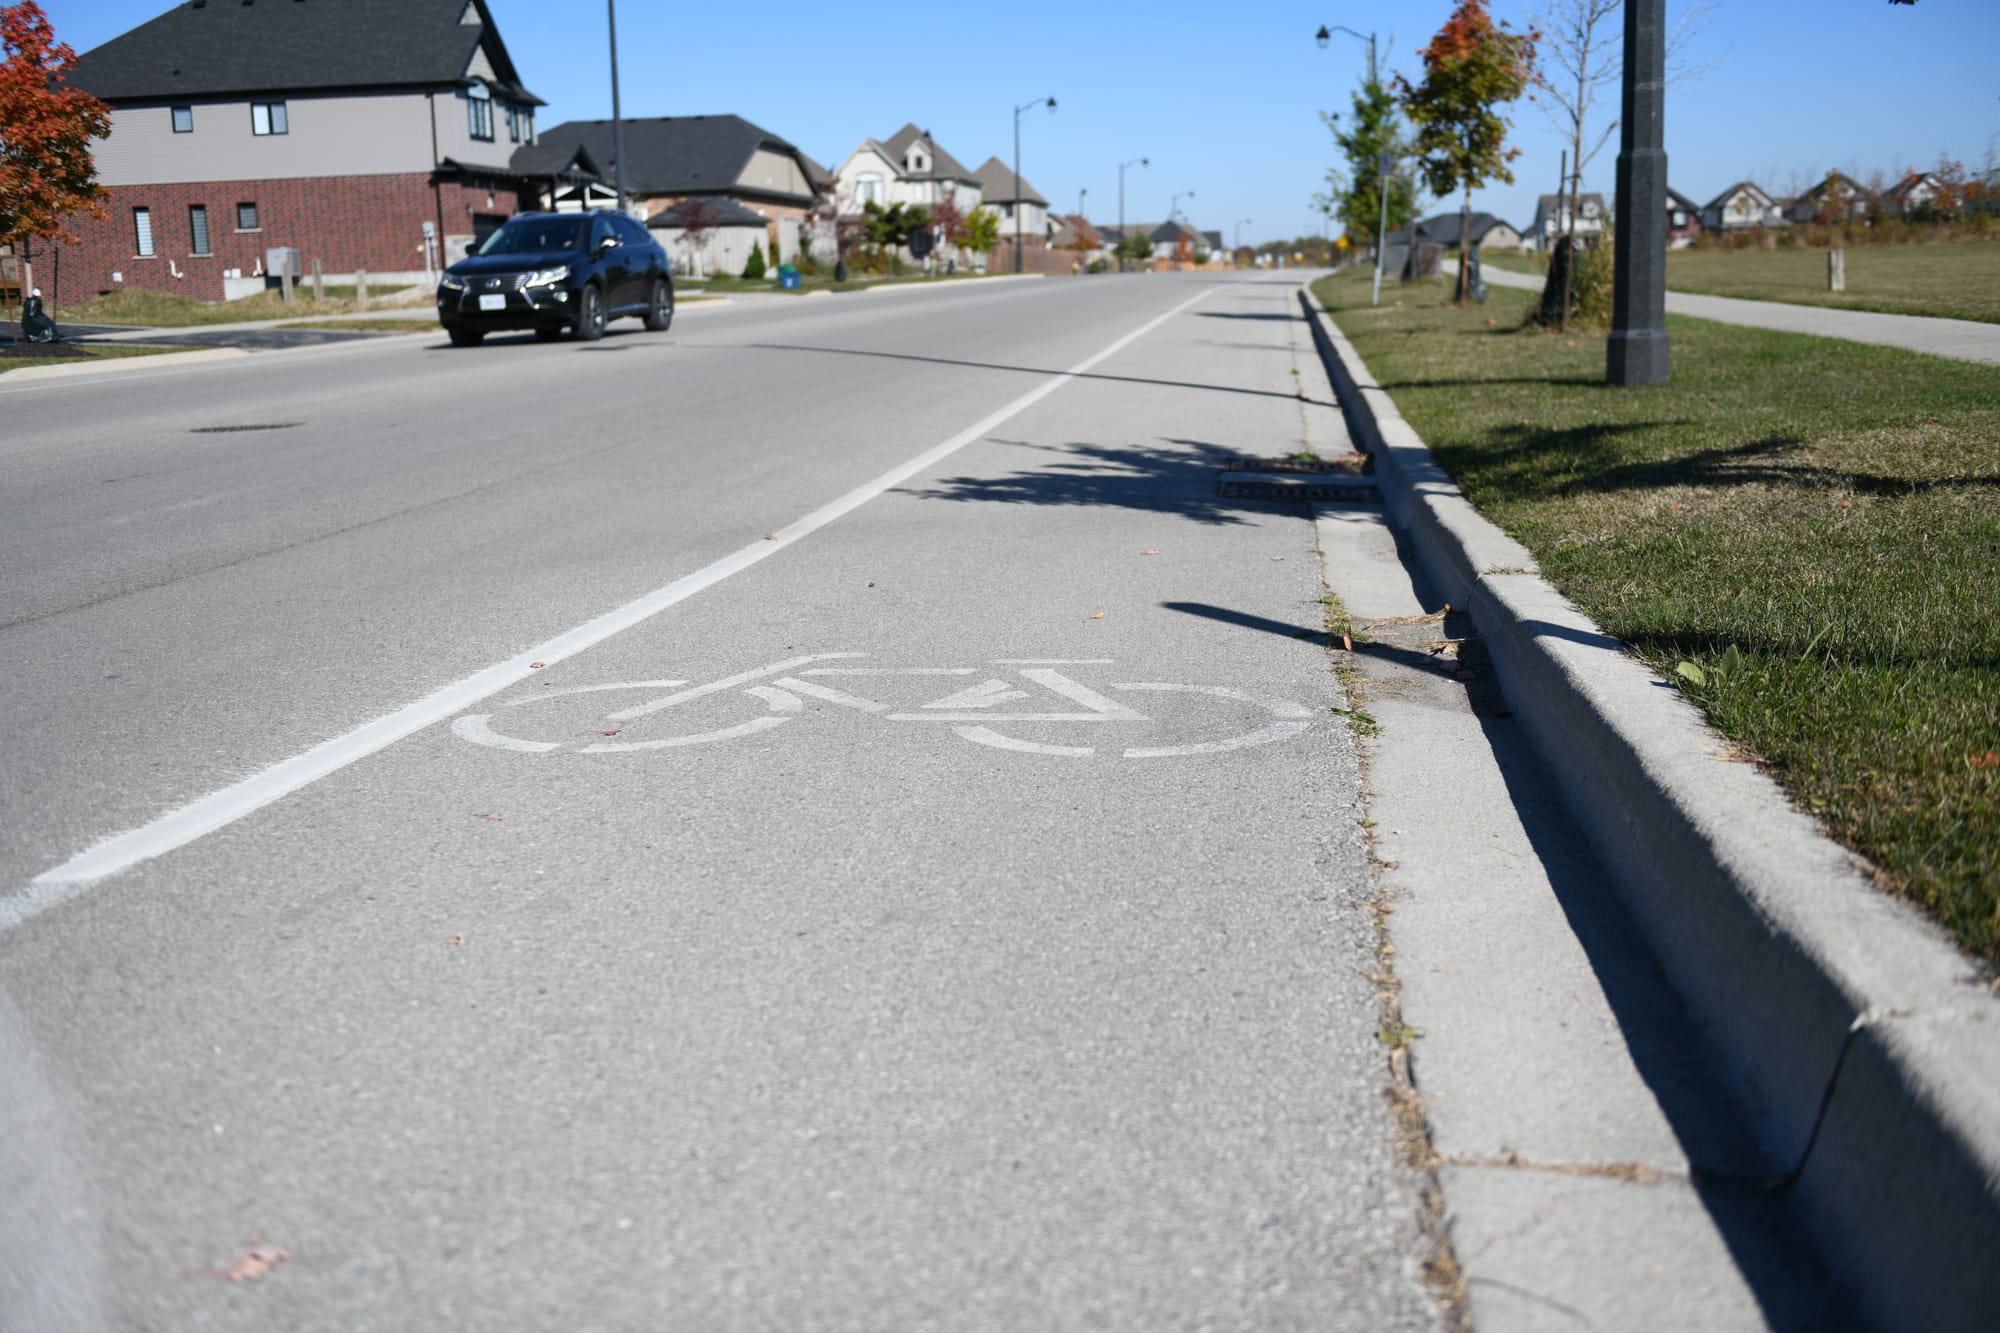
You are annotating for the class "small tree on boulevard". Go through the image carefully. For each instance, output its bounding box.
[0,1,110,341]
[1399,0,1536,303]
[1314,70,1415,261]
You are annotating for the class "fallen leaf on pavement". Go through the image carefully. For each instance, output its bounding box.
[529,662,545,669]
[764,534,778,541]
[1270,556,1285,561]
[449,934,465,946]
[1141,549,1160,555]
[1089,612,1105,620]
[182,1241,290,1282]
[1365,605,1452,628]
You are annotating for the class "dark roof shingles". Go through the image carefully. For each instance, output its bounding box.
[73,0,541,103]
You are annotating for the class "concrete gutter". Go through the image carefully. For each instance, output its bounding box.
[1298,284,2000,1332]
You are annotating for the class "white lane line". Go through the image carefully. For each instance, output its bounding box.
[6,285,1214,932]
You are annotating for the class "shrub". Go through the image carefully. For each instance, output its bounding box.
[742,242,767,280]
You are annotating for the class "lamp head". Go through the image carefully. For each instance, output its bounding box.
[1316,25,1331,48]
[1046,97,1057,112]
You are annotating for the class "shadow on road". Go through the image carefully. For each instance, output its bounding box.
[901,438,1329,527]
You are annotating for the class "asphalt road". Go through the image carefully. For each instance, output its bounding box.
[0,274,1441,1329]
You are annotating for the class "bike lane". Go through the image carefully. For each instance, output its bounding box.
[0,277,1442,1330]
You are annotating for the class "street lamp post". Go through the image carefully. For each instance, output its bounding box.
[1316,22,1386,305]
[1607,0,1669,385]
[1234,218,1251,253]
[607,0,627,212]
[1012,96,1056,274]
[1118,156,1148,273]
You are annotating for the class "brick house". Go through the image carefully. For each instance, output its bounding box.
[58,0,546,303]
[516,115,829,263]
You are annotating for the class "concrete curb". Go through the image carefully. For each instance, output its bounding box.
[0,346,249,383]
[1298,284,2000,1331]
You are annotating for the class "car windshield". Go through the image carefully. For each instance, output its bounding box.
[477,217,586,256]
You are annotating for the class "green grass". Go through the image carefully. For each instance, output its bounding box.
[274,319,442,333]
[0,342,198,374]
[53,287,428,327]
[1472,242,2000,323]
[1312,267,2000,963]
[1663,241,2000,324]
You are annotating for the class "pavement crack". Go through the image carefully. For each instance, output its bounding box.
[1464,1276,1599,1329]
[1438,1151,1687,1185]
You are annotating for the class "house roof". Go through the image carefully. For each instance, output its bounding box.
[878,124,979,185]
[1666,187,1703,213]
[71,0,541,105]
[1417,212,1518,246]
[1701,181,1774,212]
[970,157,1047,207]
[646,196,769,230]
[519,114,818,203]
[1801,171,1862,201]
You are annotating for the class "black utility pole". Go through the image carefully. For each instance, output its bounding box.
[1607,0,1668,384]
[607,0,627,212]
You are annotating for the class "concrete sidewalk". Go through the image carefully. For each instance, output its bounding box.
[1464,262,2000,365]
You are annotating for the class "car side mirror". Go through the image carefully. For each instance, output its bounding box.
[599,235,619,252]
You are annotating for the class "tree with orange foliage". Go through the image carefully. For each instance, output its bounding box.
[0,1,110,339]
[1398,0,1535,302]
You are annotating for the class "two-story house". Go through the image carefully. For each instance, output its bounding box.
[1527,192,1607,250]
[1700,182,1786,232]
[832,125,984,216]
[516,115,828,263]
[970,158,1051,272]
[61,0,546,303]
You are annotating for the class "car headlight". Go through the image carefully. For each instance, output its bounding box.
[439,273,466,291]
[522,265,570,288]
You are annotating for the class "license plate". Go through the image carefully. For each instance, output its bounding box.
[478,294,506,311]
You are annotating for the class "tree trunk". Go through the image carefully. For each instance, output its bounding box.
[1457,189,1472,303]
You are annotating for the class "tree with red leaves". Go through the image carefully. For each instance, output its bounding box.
[1399,0,1535,302]
[0,1,110,339]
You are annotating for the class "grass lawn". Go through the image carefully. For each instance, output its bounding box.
[274,319,442,333]
[1470,242,2000,323]
[1312,267,2000,963]
[53,287,429,327]
[0,343,197,375]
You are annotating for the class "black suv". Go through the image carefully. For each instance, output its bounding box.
[437,210,673,346]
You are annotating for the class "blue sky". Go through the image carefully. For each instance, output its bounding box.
[41,1,2000,247]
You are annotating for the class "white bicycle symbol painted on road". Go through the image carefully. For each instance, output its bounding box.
[453,654,1315,759]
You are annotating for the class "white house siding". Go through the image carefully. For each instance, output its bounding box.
[94,94,437,185]
[1481,224,1523,250]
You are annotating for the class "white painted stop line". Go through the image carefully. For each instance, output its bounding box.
[4,286,1217,934]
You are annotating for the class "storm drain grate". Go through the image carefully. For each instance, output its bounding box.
[1218,479,1382,504]
[1223,454,1373,475]
[190,422,304,434]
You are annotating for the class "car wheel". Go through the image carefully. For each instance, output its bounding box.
[533,326,564,342]
[576,285,606,341]
[447,327,485,347]
[643,278,674,332]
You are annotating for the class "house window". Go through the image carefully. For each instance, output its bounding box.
[467,82,493,141]
[506,105,523,143]
[189,205,211,255]
[133,207,155,257]
[236,202,260,231]
[251,101,288,135]
[856,172,884,206]
[172,105,193,133]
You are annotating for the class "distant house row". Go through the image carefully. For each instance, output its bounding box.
[1419,171,1961,262]
[42,0,1205,302]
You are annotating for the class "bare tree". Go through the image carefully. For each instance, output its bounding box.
[1527,0,1713,325]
